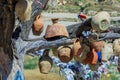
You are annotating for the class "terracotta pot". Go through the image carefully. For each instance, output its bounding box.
[58,46,73,63]
[101,43,114,62]
[51,18,59,24]
[44,22,69,39]
[113,39,120,56]
[33,15,44,35]
[72,38,82,56]
[39,49,53,74]
[74,44,90,63]
[91,41,105,52]
[83,48,98,65]
[15,0,32,21]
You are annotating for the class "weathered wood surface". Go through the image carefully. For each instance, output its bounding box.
[66,23,80,38]
[13,38,74,55]
[0,0,16,79]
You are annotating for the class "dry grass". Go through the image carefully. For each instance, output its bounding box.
[24,68,64,80]
[24,55,34,61]
[24,55,64,80]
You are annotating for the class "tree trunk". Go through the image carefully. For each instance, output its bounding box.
[0,0,23,80]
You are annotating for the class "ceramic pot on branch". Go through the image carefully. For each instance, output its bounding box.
[58,46,73,63]
[33,15,44,35]
[44,18,69,39]
[38,49,53,74]
[72,38,82,56]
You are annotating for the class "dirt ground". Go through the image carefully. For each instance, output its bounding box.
[24,68,64,80]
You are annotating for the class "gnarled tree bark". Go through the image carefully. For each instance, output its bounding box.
[0,0,16,79]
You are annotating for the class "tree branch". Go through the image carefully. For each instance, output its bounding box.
[14,38,74,55]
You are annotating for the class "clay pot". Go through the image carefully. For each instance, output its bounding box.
[74,44,90,63]
[91,11,110,32]
[58,46,73,63]
[39,49,53,74]
[101,43,114,62]
[15,0,32,21]
[113,39,120,56]
[83,48,98,65]
[33,15,44,35]
[44,20,69,39]
[72,38,82,56]
[91,41,105,52]
[51,18,59,24]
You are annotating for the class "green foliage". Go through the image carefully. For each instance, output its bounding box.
[66,5,80,13]
[117,0,120,2]
[101,63,120,80]
[24,57,39,69]
[56,4,80,13]
[111,74,119,80]
[102,74,119,80]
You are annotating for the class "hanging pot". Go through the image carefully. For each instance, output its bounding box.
[15,0,32,21]
[113,39,120,56]
[101,43,114,62]
[44,22,69,39]
[83,48,98,65]
[33,15,44,35]
[51,18,59,24]
[58,46,73,63]
[90,41,105,52]
[38,49,53,74]
[91,11,110,32]
[72,38,82,56]
[74,44,90,63]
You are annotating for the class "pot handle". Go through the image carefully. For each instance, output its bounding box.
[36,15,41,20]
[43,49,50,57]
